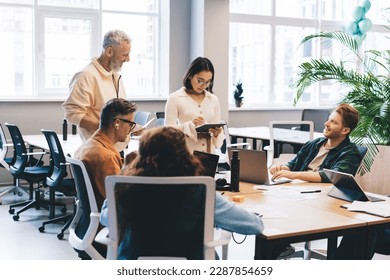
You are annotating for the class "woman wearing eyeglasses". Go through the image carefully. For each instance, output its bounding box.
[74,98,137,210]
[165,57,225,154]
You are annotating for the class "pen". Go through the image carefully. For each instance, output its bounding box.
[301,190,321,194]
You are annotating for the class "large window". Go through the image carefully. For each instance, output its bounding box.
[229,0,390,108]
[0,0,165,100]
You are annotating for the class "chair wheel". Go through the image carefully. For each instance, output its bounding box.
[9,208,15,214]
[57,233,64,240]
[38,226,45,232]
[13,215,19,221]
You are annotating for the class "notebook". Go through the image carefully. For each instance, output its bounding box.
[323,169,384,202]
[227,148,291,185]
[193,150,220,177]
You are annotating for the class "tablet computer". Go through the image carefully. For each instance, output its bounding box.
[195,123,225,133]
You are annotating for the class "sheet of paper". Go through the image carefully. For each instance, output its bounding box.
[253,185,322,200]
[243,204,288,219]
[344,200,390,218]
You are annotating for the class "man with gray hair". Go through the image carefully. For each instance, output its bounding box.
[63,30,132,147]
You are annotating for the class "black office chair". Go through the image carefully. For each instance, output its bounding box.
[5,123,51,221]
[38,130,77,239]
[295,109,330,132]
[154,111,165,127]
[155,111,165,119]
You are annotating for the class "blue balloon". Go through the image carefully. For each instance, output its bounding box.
[352,6,365,21]
[352,34,363,46]
[345,21,358,34]
[360,0,371,13]
[360,32,367,41]
[359,18,372,33]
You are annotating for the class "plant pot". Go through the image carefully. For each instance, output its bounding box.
[235,101,243,107]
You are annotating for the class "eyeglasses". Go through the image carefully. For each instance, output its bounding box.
[195,77,213,87]
[114,118,137,130]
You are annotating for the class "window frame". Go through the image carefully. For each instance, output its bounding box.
[228,0,390,109]
[0,0,166,101]
[35,6,100,97]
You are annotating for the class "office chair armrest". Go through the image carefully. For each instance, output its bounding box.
[95,227,115,246]
[22,151,48,156]
[263,145,271,151]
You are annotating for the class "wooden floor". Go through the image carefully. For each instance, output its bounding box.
[0,187,389,260]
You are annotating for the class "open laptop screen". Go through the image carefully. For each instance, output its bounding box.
[193,150,219,177]
[324,169,384,202]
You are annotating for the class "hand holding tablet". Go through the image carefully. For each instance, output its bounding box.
[195,123,225,133]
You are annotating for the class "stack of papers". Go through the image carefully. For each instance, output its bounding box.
[343,201,390,218]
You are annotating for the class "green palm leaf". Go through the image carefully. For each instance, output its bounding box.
[291,28,390,174]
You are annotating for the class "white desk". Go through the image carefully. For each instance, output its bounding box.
[23,134,82,157]
[229,126,323,150]
[23,134,139,157]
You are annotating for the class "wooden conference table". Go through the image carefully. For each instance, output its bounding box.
[228,126,323,150]
[223,181,390,260]
[23,134,390,260]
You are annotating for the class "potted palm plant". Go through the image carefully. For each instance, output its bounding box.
[291,30,390,175]
[233,80,244,107]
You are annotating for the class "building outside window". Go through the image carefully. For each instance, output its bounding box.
[0,0,165,100]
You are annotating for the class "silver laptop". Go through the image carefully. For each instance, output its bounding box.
[227,148,291,185]
[324,169,384,202]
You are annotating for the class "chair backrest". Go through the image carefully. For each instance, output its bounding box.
[66,156,98,230]
[357,145,368,158]
[5,123,29,176]
[104,175,216,260]
[134,111,151,126]
[267,120,314,167]
[66,156,103,259]
[155,117,165,127]
[153,111,165,127]
[155,111,165,119]
[301,109,330,132]
[42,130,67,188]
[0,123,11,170]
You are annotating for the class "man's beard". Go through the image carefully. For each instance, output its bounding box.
[110,60,122,73]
